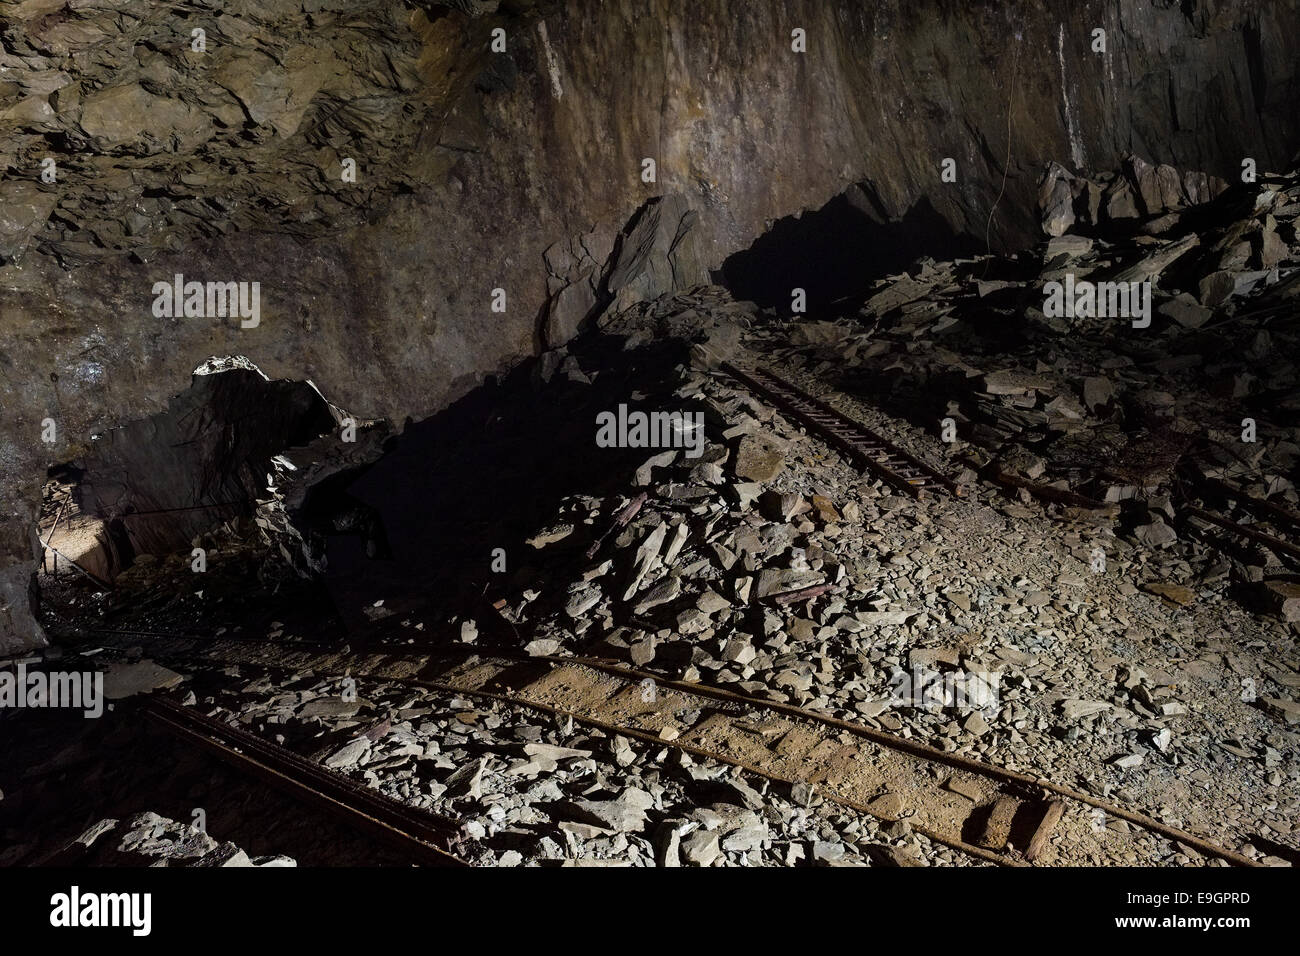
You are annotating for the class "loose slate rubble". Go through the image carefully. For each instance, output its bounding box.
[24,155,1298,867]
[775,158,1300,529]
[1039,155,1231,240]
[188,674,981,868]
[400,164,1297,862]
[49,812,295,868]
[102,660,185,700]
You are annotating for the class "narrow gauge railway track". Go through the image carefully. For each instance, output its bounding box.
[37,360,1293,867]
[720,362,1300,572]
[78,627,1260,868]
[139,695,468,867]
[1178,466,1300,569]
[717,362,964,499]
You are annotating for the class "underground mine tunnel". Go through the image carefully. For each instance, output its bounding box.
[1,0,1299,914]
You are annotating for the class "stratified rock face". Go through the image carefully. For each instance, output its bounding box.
[0,0,481,266]
[2,0,1299,650]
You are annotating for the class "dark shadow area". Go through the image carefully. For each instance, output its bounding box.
[319,333,704,634]
[73,367,337,571]
[720,185,982,315]
[0,706,410,866]
[35,363,348,642]
[37,335,715,647]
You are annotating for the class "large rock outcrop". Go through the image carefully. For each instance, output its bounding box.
[2,0,1298,650]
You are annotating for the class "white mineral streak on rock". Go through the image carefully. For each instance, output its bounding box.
[537,20,564,100]
[1058,24,1087,170]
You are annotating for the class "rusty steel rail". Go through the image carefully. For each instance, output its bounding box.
[140,696,468,867]
[431,653,1261,868]
[117,631,1261,869]
[1183,505,1300,564]
[958,453,1117,512]
[1184,470,1300,534]
[719,362,963,499]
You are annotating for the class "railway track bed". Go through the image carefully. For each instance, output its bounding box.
[718,362,963,499]
[140,695,468,867]
[83,629,1258,868]
[30,360,1297,868]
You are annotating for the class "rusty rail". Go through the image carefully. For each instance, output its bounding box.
[140,696,468,867]
[1183,505,1300,564]
[1184,470,1300,535]
[958,454,1116,512]
[719,362,963,499]
[111,630,1261,869]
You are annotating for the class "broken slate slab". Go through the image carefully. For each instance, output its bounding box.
[324,737,371,770]
[103,661,185,700]
[1060,699,1114,721]
[733,434,786,482]
[1141,581,1197,607]
[557,790,653,833]
[1157,293,1212,329]
[1260,580,1300,622]
[1261,697,1300,726]
[754,568,824,599]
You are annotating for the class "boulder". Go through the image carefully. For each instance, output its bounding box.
[1038,162,1076,237]
[604,194,709,315]
[543,270,598,348]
